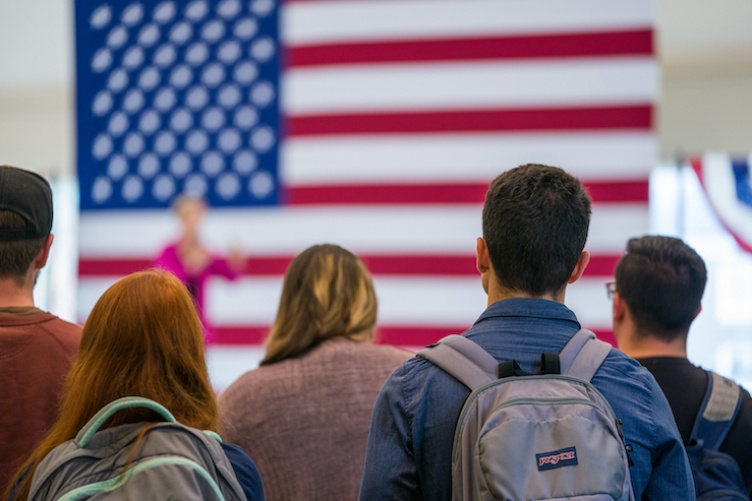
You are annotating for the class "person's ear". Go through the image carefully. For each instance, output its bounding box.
[476,237,490,274]
[33,235,54,270]
[567,250,590,284]
[612,292,626,323]
[476,237,491,294]
[694,304,702,319]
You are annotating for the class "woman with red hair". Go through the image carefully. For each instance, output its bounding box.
[4,270,263,500]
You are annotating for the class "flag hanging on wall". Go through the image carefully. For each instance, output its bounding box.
[75,0,659,346]
[691,153,752,254]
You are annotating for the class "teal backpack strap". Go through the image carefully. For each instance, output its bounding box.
[559,329,612,382]
[57,457,226,501]
[204,430,223,442]
[76,397,177,446]
[417,335,497,391]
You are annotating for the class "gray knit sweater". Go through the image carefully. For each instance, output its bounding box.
[219,338,412,501]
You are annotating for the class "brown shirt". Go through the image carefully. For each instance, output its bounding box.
[0,308,82,493]
[219,338,412,501]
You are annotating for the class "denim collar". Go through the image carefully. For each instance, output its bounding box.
[474,297,580,325]
[466,298,582,356]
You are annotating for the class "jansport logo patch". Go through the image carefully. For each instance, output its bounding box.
[536,447,578,471]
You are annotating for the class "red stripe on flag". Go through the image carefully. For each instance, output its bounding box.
[584,255,620,276]
[288,106,653,136]
[375,326,467,347]
[78,259,154,276]
[591,329,617,347]
[289,30,654,67]
[78,254,620,278]
[214,326,269,345]
[286,180,649,205]
[213,325,617,347]
[585,179,649,203]
[688,157,703,182]
[212,325,465,347]
[77,257,290,277]
[286,183,488,205]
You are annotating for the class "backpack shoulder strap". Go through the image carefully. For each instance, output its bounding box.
[689,370,742,451]
[559,329,612,382]
[75,397,177,446]
[417,335,496,391]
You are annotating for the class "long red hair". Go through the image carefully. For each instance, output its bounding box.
[4,270,218,500]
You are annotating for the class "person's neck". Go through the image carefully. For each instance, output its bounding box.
[486,284,563,307]
[0,277,35,308]
[618,331,687,359]
[180,232,200,245]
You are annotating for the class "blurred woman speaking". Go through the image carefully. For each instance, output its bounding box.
[155,195,244,344]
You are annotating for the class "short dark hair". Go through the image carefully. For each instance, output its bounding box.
[482,164,591,296]
[0,210,47,285]
[615,235,707,341]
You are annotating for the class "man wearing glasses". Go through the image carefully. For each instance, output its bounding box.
[611,235,752,498]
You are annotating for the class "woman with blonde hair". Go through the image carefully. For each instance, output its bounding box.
[4,270,263,500]
[219,244,411,501]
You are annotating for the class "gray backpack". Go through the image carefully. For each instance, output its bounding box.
[28,396,247,501]
[418,329,635,501]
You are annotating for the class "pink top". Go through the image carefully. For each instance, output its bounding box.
[155,243,238,343]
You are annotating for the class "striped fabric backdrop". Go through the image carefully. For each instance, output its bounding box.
[691,153,752,255]
[76,0,659,348]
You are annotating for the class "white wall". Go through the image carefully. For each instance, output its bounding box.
[0,0,73,176]
[659,73,752,159]
[657,0,752,158]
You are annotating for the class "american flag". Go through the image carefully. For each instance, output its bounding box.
[691,153,752,255]
[76,0,658,348]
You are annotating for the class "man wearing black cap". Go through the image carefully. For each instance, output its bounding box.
[0,165,82,494]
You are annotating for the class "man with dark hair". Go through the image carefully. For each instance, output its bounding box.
[359,164,693,499]
[613,235,752,495]
[0,165,82,493]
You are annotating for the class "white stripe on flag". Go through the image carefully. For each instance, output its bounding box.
[284,58,658,115]
[283,132,657,185]
[77,276,614,333]
[77,204,645,257]
[284,0,654,44]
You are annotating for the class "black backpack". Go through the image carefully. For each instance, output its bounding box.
[688,370,747,500]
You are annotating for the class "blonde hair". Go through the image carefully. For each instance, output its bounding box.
[261,244,378,366]
[5,270,217,500]
[171,194,206,216]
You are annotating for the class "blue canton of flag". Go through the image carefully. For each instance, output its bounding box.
[75,0,280,210]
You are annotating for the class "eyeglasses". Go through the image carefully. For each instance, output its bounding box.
[605,282,616,300]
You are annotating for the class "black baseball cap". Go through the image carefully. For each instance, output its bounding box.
[0,165,53,241]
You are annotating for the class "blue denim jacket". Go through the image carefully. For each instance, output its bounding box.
[359,298,694,500]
